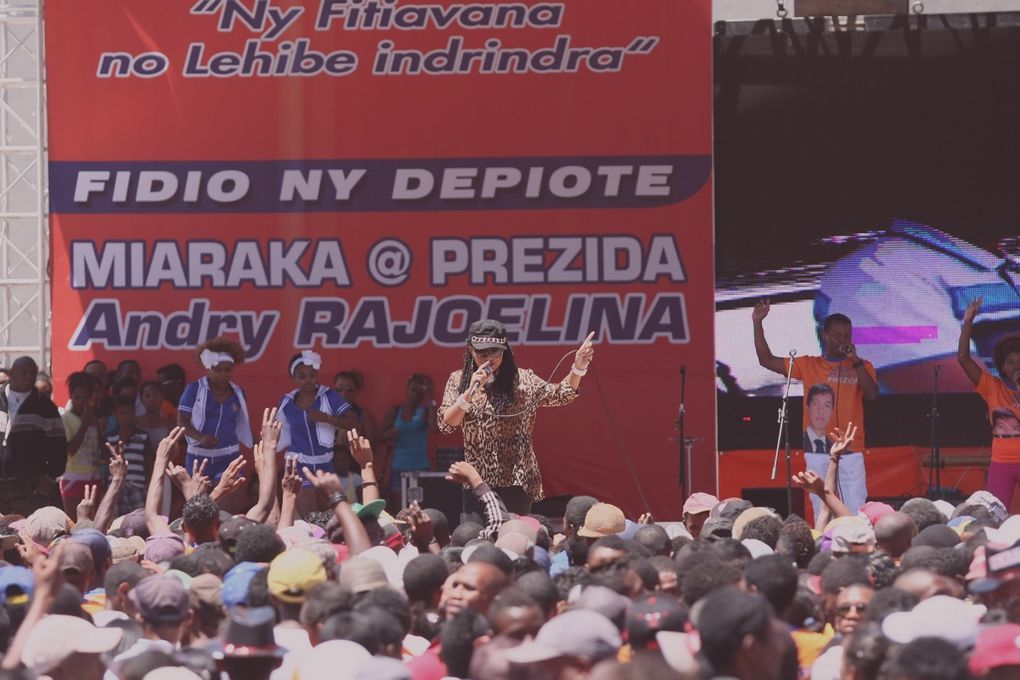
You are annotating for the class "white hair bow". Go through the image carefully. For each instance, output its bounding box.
[200,350,235,370]
[290,350,322,375]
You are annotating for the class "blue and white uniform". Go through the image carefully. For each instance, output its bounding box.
[276,386,350,486]
[178,377,253,481]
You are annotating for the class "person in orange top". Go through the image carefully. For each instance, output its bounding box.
[753,300,879,515]
[957,296,1020,508]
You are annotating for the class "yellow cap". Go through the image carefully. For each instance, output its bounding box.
[267,548,326,604]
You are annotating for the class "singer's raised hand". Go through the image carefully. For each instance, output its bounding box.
[470,361,492,390]
[574,331,595,370]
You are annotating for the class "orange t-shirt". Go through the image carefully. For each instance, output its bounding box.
[975,371,1020,463]
[785,356,875,452]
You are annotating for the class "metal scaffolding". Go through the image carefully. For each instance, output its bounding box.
[0,1,46,373]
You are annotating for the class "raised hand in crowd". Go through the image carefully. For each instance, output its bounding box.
[446,460,484,489]
[211,456,247,502]
[93,444,129,533]
[2,544,64,670]
[75,483,98,522]
[348,428,380,503]
[146,426,186,534]
[246,408,281,524]
[278,454,302,530]
[828,422,858,460]
[166,458,210,501]
[303,466,371,555]
[260,406,282,451]
[638,512,654,525]
[792,469,826,497]
[407,500,439,554]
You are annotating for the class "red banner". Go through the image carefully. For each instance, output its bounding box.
[44,0,713,518]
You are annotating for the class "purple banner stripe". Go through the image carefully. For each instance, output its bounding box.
[854,326,939,344]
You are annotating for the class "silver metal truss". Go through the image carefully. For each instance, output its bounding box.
[0,1,46,373]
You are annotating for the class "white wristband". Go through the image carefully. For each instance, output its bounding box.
[571,365,588,377]
[456,396,471,410]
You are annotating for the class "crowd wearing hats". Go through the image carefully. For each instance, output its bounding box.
[0,402,1018,680]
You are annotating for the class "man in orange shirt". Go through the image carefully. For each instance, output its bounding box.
[753,301,879,515]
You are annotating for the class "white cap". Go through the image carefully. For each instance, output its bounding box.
[22,615,122,673]
[985,515,1020,549]
[144,669,203,680]
[295,640,372,680]
[882,596,986,649]
[933,500,955,521]
[741,538,775,559]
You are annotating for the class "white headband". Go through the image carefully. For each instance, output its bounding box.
[200,350,235,370]
[290,350,322,375]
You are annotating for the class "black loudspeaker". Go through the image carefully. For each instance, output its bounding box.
[402,472,464,530]
[741,487,805,519]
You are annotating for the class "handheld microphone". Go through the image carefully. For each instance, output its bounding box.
[466,363,494,398]
[839,344,852,355]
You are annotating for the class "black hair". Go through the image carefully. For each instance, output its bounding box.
[842,622,890,680]
[190,544,233,577]
[741,515,784,549]
[680,556,741,607]
[590,535,627,555]
[139,380,162,396]
[806,550,836,576]
[514,571,559,619]
[65,371,96,395]
[899,546,969,579]
[423,509,450,545]
[299,582,355,628]
[353,586,411,634]
[103,560,147,597]
[861,587,918,625]
[707,537,753,571]
[900,498,946,532]
[993,335,1020,378]
[511,556,543,580]
[487,586,541,625]
[776,520,816,569]
[526,514,554,550]
[820,556,871,595]
[321,611,380,654]
[552,566,592,603]
[156,363,186,382]
[565,533,591,567]
[234,524,285,564]
[696,588,774,675]
[456,346,519,412]
[864,549,900,590]
[883,636,970,680]
[564,495,599,533]
[355,606,404,656]
[634,525,671,557]
[823,313,852,332]
[197,336,246,366]
[806,382,836,405]
[950,503,994,524]
[333,370,363,389]
[440,609,490,678]
[629,557,658,591]
[744,555,798,615]
[912,524,960,549]
[467,543,513,575]
[450,522,483,547]
[245,570,271,608]
[670,535,692,555]
[116,359,142,374]
[403,554,449,605]
[182,494,219,534]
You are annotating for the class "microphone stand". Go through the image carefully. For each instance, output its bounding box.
[678,366,687,489]
[771,350,797,516]
[927,364,942,500]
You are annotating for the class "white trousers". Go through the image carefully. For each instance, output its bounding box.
[804,452,868,517]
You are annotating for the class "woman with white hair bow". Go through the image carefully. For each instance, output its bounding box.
[275,349,357,513]
[177,337,253,502]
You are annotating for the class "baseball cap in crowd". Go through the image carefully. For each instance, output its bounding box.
[294,639,371,680]
[144,533,186,564]
[351,499,386,519]
[21,614,122,674]
[467,319,508,350]
[189,573,223,610]
[699,517,733,540]
[985,516,1020,549]
[114,508,150,538]
[129,574,190,624]
[25,507,71,545]
[733,507,779,540]
[219,516,256,556]
[211,606,286,660]
[144,669,203,680]
[222,562,266,609]
[499,519,539,544]
[339,556,389,594]
[858,501,895,527]
[505,609,621,664]
[742,539,774,559]
[969,623,1020,676]
[969,541,1020,594]
[574,586,631,629]
[577,503,626,538]
[268,548,326,604]
[831,516,877,555]
[109,535,146,563]
[683,493,718,517]
[710,498,752,522]
[882,596,986,649]
[626,595,688,650]
[965,490,1008,523]
[933,500,955,521]
[71,528,112,568]
[0,566,33,605]
[495,532,532,560]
